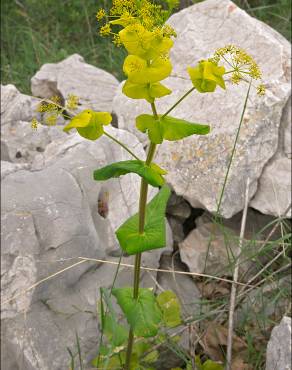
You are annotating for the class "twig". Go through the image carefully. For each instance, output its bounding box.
[77,257,254,287]
[1,260,87,307]
[2,257,256,308]
[226,177,250,370]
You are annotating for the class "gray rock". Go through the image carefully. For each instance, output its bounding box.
[1,84,40,126]
[178,209,282,278]
[179,221,241,277]
[167,192,191,220]
[250,95,292,217]
[2,120,67,164]
[31,54,119,112]
[266,316,292,370]
[156,254,201,316]
[167,216,185,244]
[250,156,291,217]
[1,141,10,161]
[113,0,291,218]
[1,160,31,179]
[1,127,173,370]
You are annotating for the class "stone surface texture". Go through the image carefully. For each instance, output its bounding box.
[1,84,39,126]
[31,54,119,112]
[112,0,291,218]
[250,95,291,217]
[266,316,292,370]
[179,209,283,278]
[1,84,67,164]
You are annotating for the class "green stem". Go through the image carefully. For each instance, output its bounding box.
[161,86,195,118]
[104,131,141,161]
[124,103,158,370]
[215,79,252,219]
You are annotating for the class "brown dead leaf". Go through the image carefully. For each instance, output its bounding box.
[197,280,230,299]
[202,323,247,362]
[231,357,252,370]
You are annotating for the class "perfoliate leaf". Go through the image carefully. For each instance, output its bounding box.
[99,288,128,347]
[103,315,128,347]
[123,80,153,102]
[149,82,172,98]
[63,110,112,140]
[136,114,210,144]
[112,288,162,338]
[162,115,210,140]
[187,60,226,93]
[136,114,164,144]
[156,290,182,328]
[93,160,166,188]
[123,55,172,84]
[116,185,171,255]
[122,81,171,102]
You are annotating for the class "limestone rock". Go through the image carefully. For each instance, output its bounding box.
[179,209,282,278]
[1,161,31,179]
[31,54,119,112]
[113,0,291,218]
[266,316,292,370]
[2,120,66,164]
[1,84,40,126]
[1,127,173,370]
[250,157,291,217]
[179,221,240,277]
[167,216,185,244]
[167,192,191,220]
[250,95,291,217]
[156,254,201,316]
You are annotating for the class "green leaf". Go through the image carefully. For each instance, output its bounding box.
[99,288,128,347]
[161,115,210,140]
[187,60,226,93]
[191,357,224,370]
[136,114,210,144]
[202,360,224,370]
[63,110,112,141]
[123,55,172,84]
[136,114,164,144]
[156,290,182,328]
[93,160,166,188]
[112,288,162,338]
[116,185,171,254]
[149,82,172,99]
[122,81,171,103]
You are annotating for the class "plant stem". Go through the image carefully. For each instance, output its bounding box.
[161,86,195,118]
[202,79,252,274]
[124,104,158,370]
[104,131,141,161]
[215,79,252,218]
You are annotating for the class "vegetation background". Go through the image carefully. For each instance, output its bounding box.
[1,0,291,94]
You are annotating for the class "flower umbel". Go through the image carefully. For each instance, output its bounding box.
[210,44,265,95]
[66,94,79,110]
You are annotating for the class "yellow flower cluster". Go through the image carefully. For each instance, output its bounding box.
[31,118,39,130]
[32,94,80,129]
[210,44,265,95]
[66,94,79,110]
[97,0,176,103]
